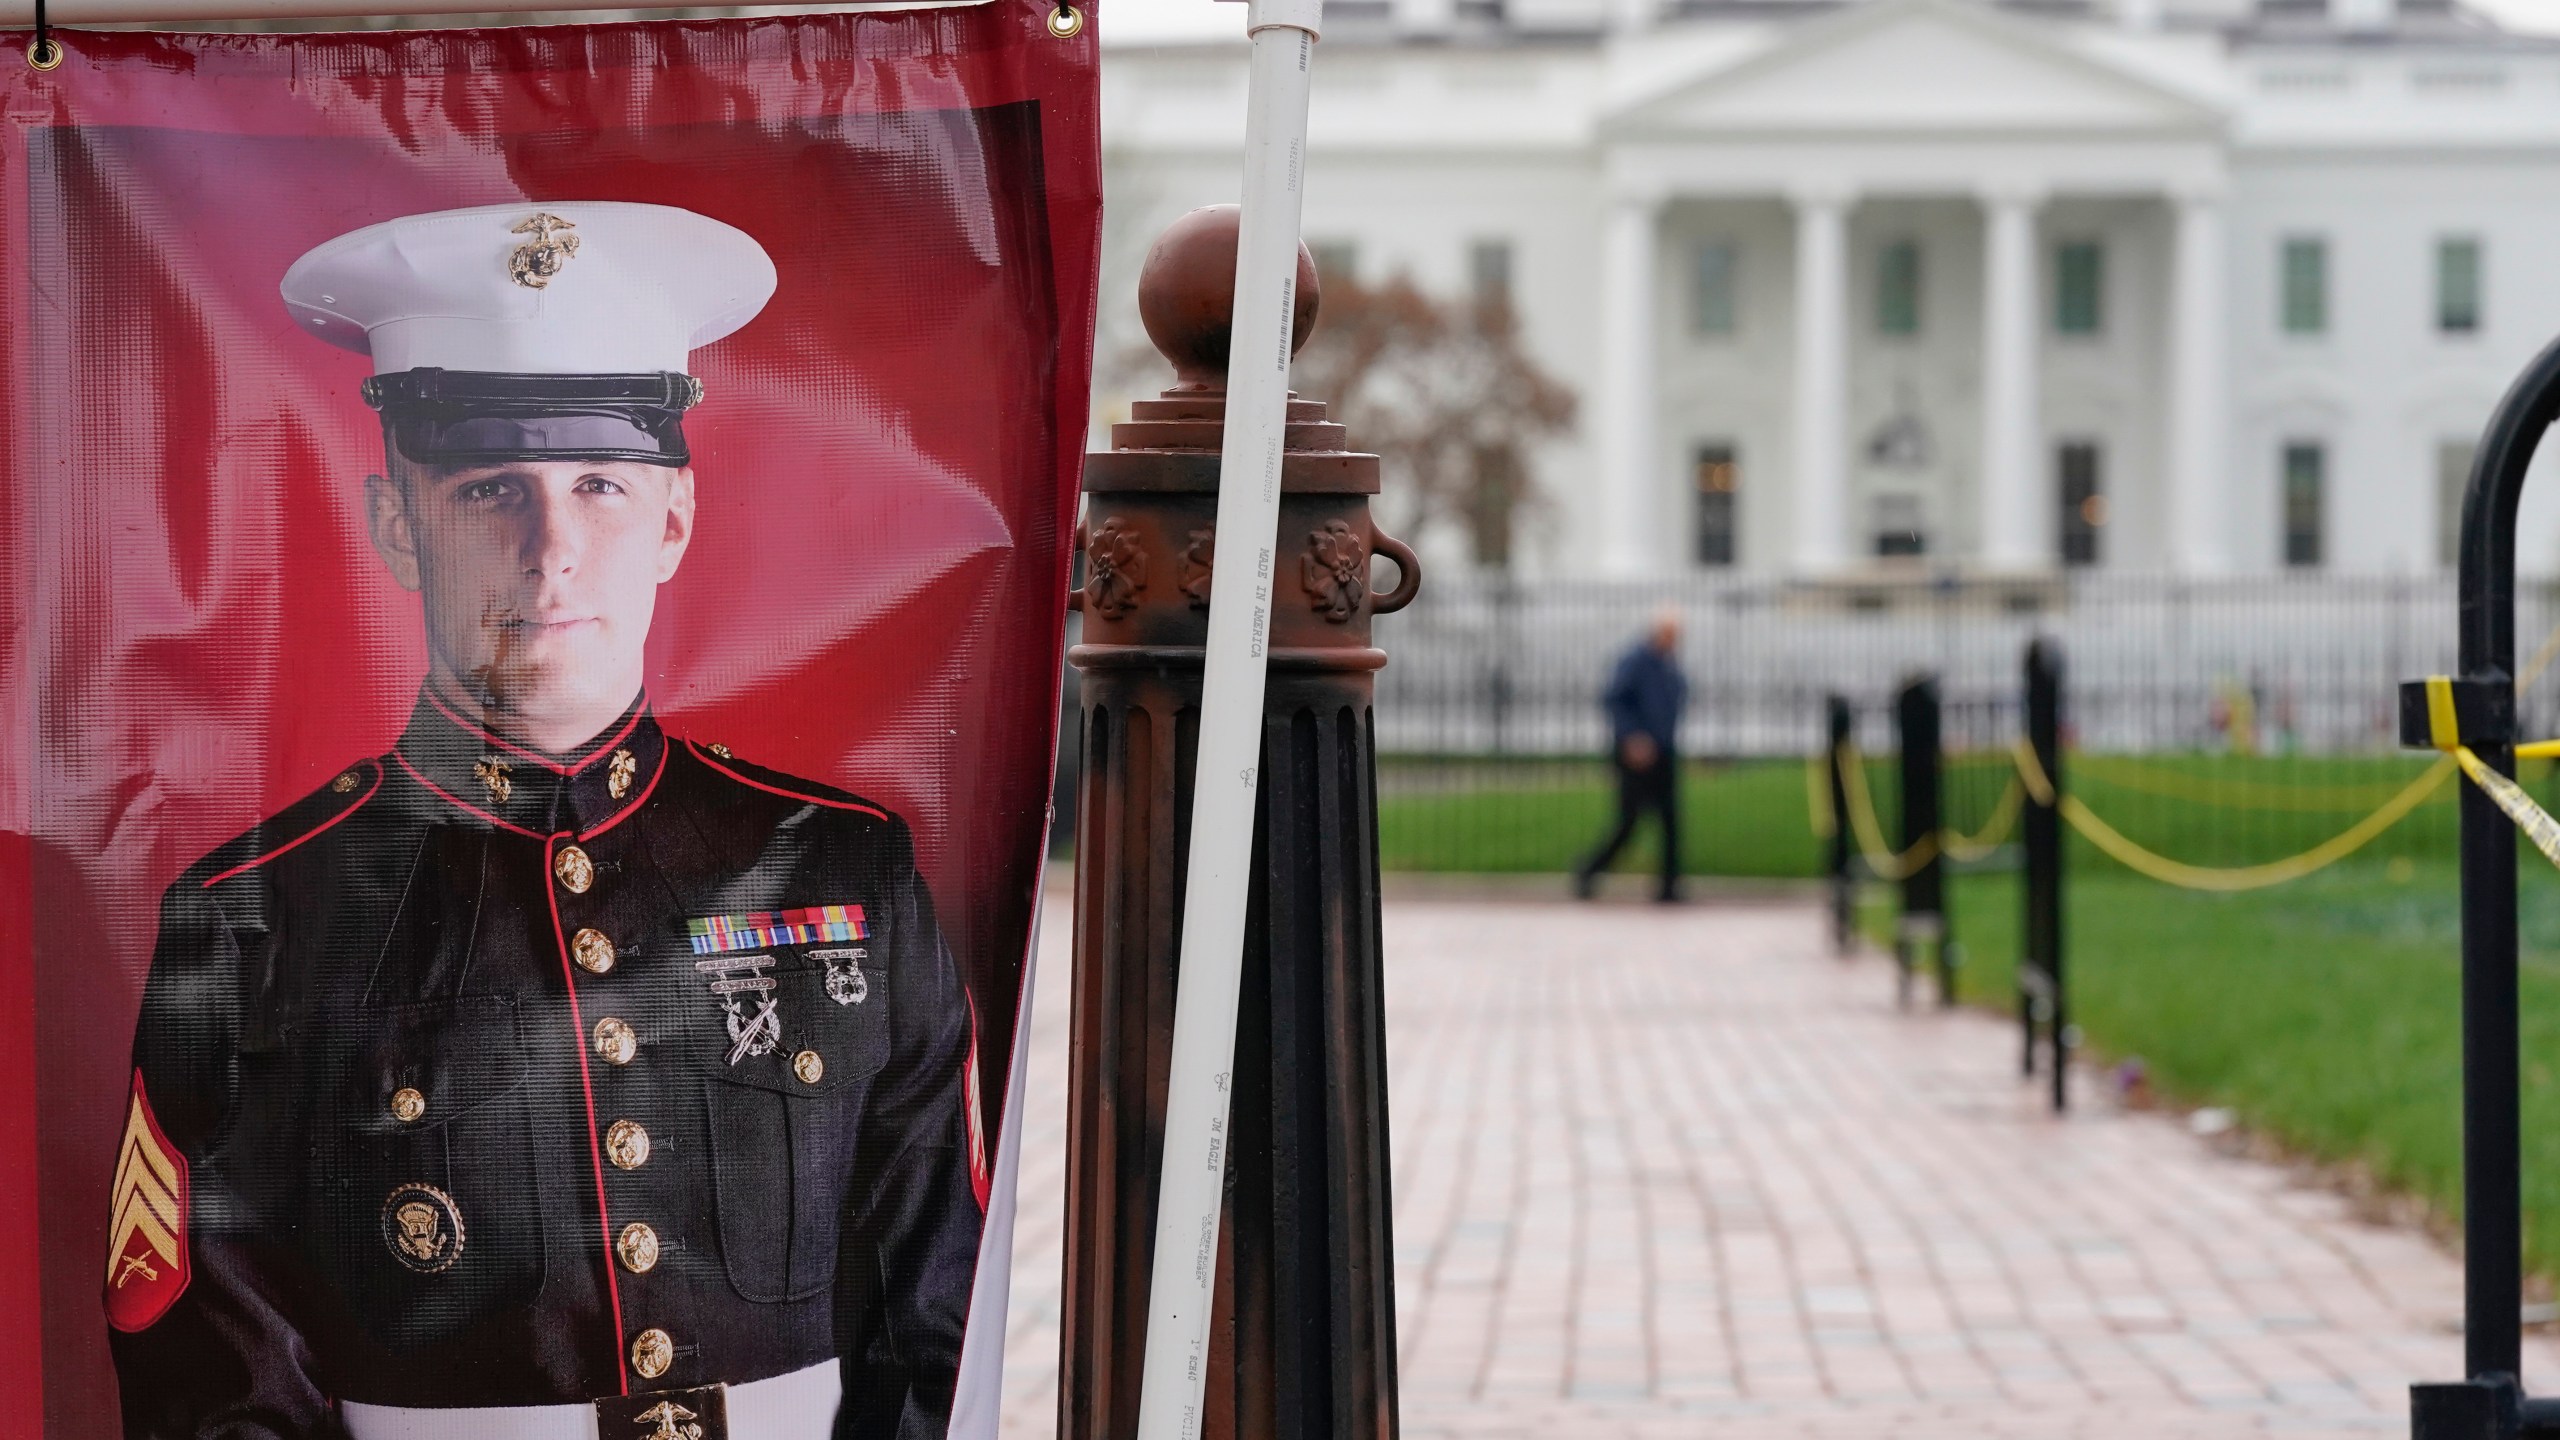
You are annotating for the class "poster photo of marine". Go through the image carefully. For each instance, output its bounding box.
[0,12,1101,1439]
[102,201,989,1440]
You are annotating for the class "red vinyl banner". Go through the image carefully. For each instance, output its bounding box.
[0,7,1098,1436]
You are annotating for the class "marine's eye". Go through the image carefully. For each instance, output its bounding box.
[455,478,515,504]
[576,474,629,496]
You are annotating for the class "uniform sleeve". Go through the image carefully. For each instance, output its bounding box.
[109,876,334,1440]
[832,822,984,1440]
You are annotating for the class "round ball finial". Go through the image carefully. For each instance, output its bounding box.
[1137,205,1322,391]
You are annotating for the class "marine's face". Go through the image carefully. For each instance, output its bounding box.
[366,456,695,749]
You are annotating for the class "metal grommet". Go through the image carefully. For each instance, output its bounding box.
[1047,4,1083,38]
[27,36,63,71]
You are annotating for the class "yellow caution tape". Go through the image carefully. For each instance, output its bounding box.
[2420,674,2560,871]
[2445,745,2560,869]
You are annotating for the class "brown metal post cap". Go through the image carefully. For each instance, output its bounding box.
[1138,205,1322,392]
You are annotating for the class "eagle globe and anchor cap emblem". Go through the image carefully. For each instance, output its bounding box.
[508,212,581,289]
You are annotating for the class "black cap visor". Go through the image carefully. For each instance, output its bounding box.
[364,369,703,468]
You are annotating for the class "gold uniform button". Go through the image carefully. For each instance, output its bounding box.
[553,844,595,894]
[389,1088,426,1123]
[793,1050,825,1085]
[630,1327,673,1380]
[708,743,732,759]
[593,1017,637,1066]
[331,771,360,794]
[571,928,617,975]
[617,1221,661,1274]
[604,1119,651,1170]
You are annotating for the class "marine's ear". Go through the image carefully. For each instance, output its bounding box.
[365,470,424,593]
[657,465,697,584]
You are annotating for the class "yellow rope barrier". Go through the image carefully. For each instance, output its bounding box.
[2011,735,2458,893]
[1820,608,2560,896]
[1941,779,2024,863]
[1834,744,1938,881]
[2071,753,2446,812]
[1805,752,1836,840]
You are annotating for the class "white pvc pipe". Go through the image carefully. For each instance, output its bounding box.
[0,0,971,25]
[1131,0,1320,1436]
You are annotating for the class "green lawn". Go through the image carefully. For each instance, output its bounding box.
[1377,750,2498,879]
[1378,750,2560,1285]
[1860,861,2560,1285]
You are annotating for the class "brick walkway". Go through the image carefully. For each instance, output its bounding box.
[993,891,2540,1438]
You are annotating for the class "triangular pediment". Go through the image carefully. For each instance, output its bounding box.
[1611,0,2222,138]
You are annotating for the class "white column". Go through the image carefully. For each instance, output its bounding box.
[2167,186,2230,575]
[1791,188,1853,573]
[1979,187,2046,571]
[1596,191,1661,576]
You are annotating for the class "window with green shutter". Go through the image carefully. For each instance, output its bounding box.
[2281,237,2327,336]
[1877,240,1921,337]
[2055,241,2102,336]
[2438,236,2481,335]
[2283,441,2325,567]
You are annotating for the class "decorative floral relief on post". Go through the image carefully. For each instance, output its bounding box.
[1300,519,1369,624]
[1083,517,1148,620]
[1180,528,1216,610]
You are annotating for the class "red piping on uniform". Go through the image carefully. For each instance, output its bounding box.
[684,742,890,820]
[200,763,383,888]
[963,991,989,1213]
[391,754,547,839]
[424,686,644,776]
[578,744,668,842]
[542,833,629,1396]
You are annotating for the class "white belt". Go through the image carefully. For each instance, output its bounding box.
[340,1358,841,1440]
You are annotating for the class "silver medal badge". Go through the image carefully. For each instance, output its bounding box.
[694,955,783,1065]
[814,948,869,1007]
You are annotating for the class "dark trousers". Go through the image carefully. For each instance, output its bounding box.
[1577,757,1681,898]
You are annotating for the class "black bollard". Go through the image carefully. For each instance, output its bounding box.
[2399,332,2560,1439]
[2022,639,2066,1112]
[1828,695,1853,956]
[1895,674,1951,1009]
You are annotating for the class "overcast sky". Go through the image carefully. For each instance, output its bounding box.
[1102,0,2560,43]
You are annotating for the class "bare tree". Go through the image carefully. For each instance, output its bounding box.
[1288,276,1575,571]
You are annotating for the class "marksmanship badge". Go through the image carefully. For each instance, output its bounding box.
[695,954,782,1064]
[815,948,869,1006]
[380,1183,464,1274]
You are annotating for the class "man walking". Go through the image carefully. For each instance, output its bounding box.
[1575,605,1688,903]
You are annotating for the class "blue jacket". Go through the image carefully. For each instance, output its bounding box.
[1603,642,1688,756]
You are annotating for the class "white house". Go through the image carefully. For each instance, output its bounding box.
[1096,0,2560,578]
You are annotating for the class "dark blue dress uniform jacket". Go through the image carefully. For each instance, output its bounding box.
[107,691,984,1439]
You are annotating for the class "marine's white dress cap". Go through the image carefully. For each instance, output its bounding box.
[280,202,777,466]
[281,201,776,377]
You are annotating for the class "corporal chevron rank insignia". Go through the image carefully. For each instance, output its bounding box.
[105,1070,189,1332]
